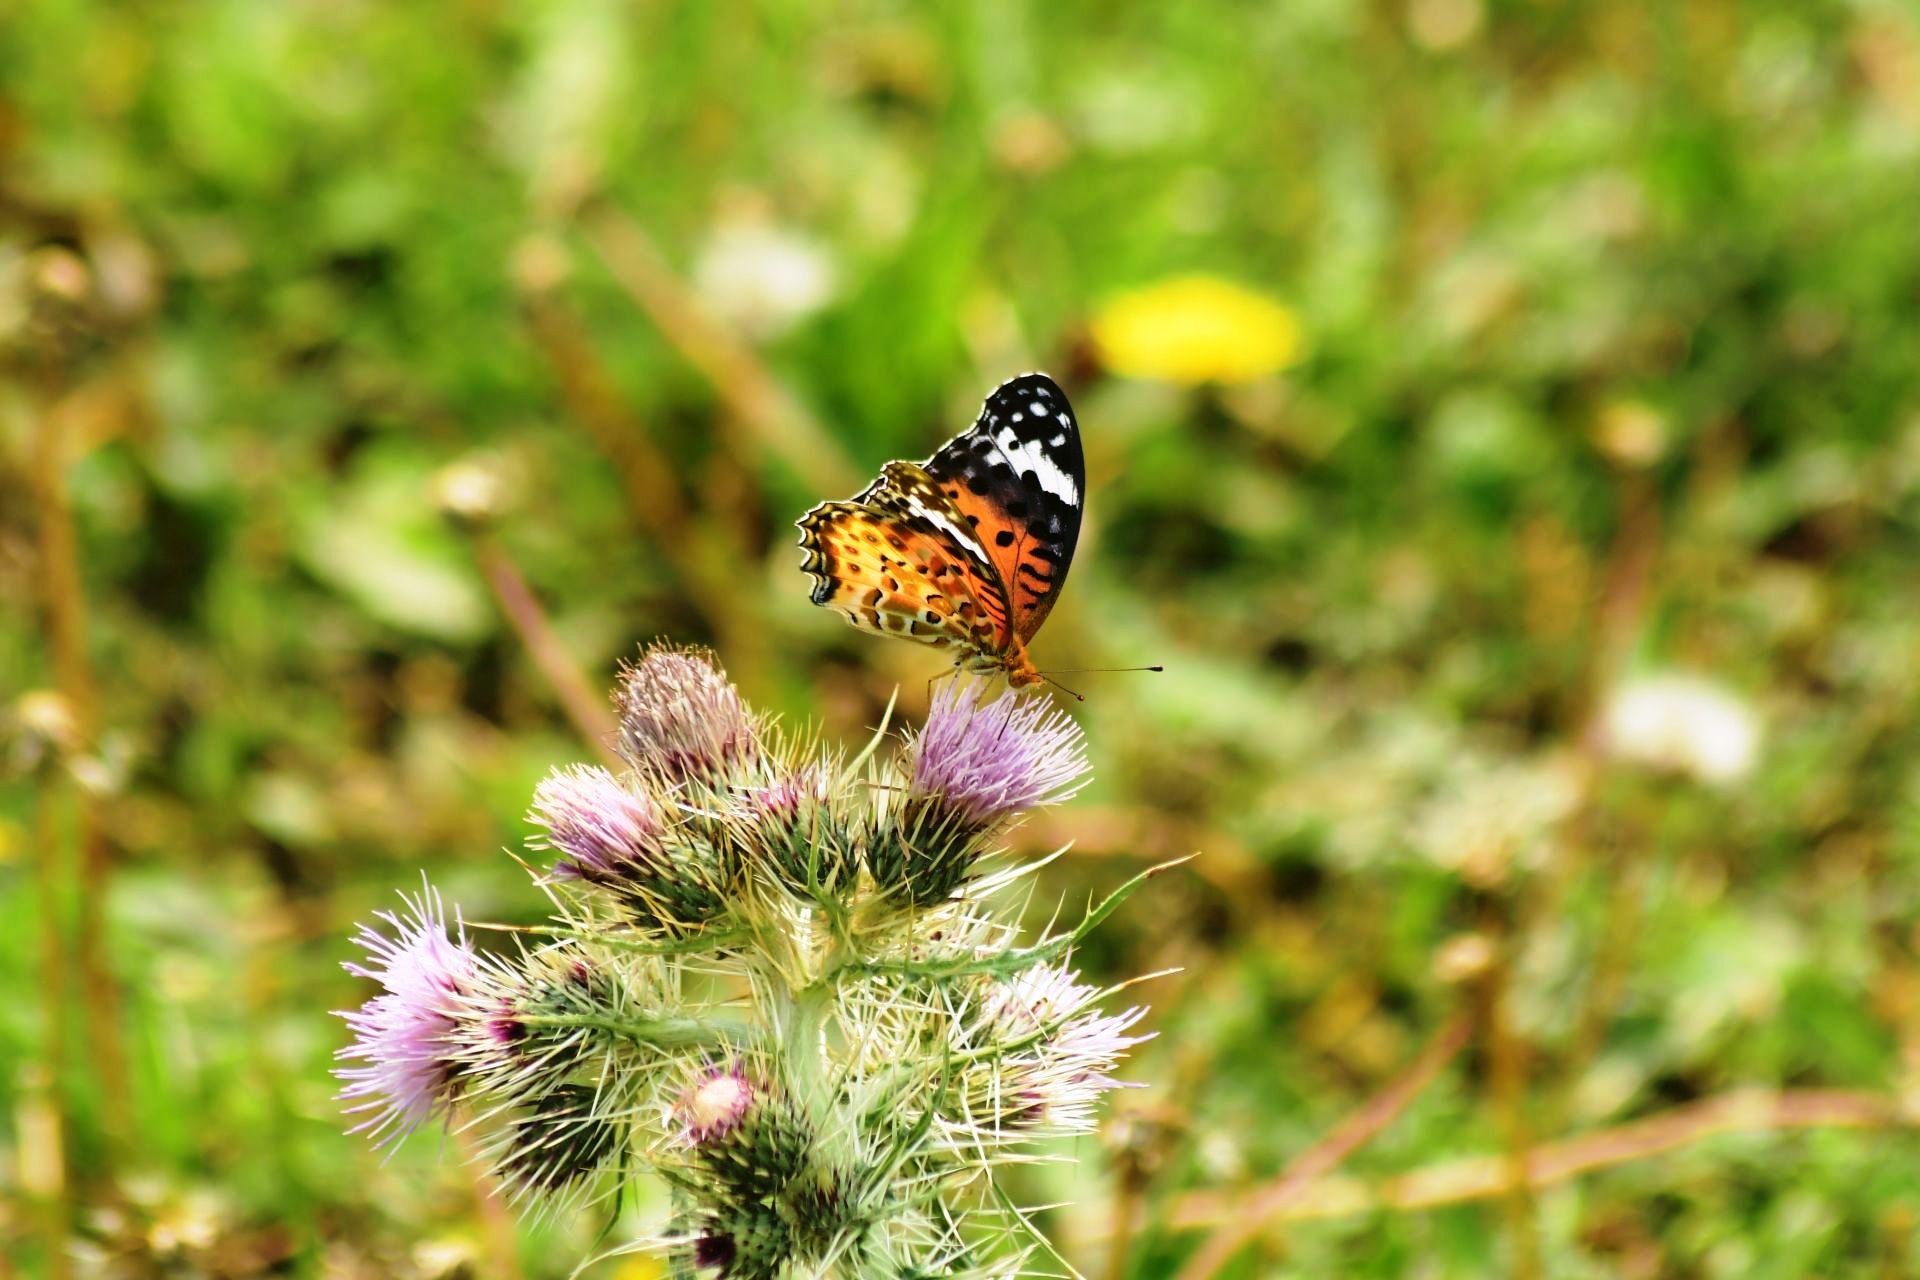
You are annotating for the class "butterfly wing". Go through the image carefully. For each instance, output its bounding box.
[797,461,1015,659]
[921,373,1084,643]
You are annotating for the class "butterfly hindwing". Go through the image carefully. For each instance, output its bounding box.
[797,462,1012,656]
[922,373,1084,643]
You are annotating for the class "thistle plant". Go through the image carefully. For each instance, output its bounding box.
[335,644,1164,1277]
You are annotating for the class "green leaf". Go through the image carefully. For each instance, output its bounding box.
[294,446,492,642]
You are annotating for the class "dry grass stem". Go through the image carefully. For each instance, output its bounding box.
[469,531,622,767]
[1168,1088,1909,1233]
[1480,932,1541,1280]
[29,395,128,1153]
[517,283,767,688]
[1173,1010,1476,1280]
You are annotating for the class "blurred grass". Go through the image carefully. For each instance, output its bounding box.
[6,0,1920,1275]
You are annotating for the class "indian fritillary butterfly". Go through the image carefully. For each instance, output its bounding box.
[796,373,1085,688]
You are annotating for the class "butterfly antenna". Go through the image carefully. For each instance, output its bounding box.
[1040,674,1086,701]
[1035,665,1166,675]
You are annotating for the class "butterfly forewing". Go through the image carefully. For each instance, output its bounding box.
[921,373,1084,642]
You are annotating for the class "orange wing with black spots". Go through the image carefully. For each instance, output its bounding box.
[797,372,1084,675]
[921,373,1084,643]
[797,461,1013,658]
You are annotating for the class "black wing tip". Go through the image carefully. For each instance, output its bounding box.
[988,371,1076,424]
[996,370,1064,396]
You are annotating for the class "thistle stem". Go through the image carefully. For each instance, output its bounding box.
[518,1011,755,1051]
[466,921,751,956]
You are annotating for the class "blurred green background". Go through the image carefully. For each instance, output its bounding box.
[7,1,1920,1276]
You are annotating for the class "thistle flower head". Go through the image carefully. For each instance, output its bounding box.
[982,962,1095,1030]
[976,964,1150,1133]
[872,683,1090,903]
[529,764,666,882]
[907,681,1089,828]
[1013,1001,1151,1129]
[529,763,730,931]
[334,883,479,1145]
[615,644,758,787]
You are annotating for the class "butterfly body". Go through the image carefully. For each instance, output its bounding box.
[797,373,1085,687]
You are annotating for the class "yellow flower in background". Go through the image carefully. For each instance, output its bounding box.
[1090,274,1304,384]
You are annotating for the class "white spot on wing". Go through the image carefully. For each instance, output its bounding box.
[906,493,994,568]
[994,427,1079,503]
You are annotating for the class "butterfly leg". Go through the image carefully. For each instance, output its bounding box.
[926,661,965,708]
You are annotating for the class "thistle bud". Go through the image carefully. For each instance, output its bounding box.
[677,1066,758,1144]
[478,948,625,1088]
[494,1084,623,1199]
[615,645,759,789]
[684,1206,792,1280]
[675,1067,812,1207]
[737,766,852,898]
[530,765,666,883]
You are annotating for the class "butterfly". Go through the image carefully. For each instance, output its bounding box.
[797,372,1084,689]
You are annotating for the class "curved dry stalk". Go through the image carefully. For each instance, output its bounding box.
[30,388,128,1153]
[1172,1010,1475,1280]
[515,280,769,690]
[1167,1088,1910,1235]
[467,529,622,767]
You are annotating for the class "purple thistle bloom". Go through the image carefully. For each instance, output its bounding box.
[906,681,1089,827]
[335,883,479,1146]
[615,645,758,787]
[529,765,666,882]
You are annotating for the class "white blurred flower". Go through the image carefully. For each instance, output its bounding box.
[693,222,836,339]
[1602,672,1762,785]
